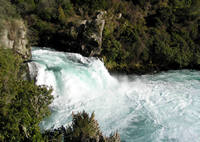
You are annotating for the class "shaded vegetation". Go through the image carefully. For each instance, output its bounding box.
[101,0,200,73]
[7,0,200,73]
[0,0,20,33]
[3,0,200,140]
[0,48,53,141]
[0,47,120,141]
[44,111,120,142]
[0,0,19,19]
[0,2,120,141]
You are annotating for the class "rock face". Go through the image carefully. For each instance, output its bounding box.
[0,19,31,81]
[0,19,30,59]
[73,11,106,57]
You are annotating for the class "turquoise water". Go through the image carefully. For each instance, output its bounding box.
[29,47,200,142]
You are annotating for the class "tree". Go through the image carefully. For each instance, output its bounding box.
[44,111,121,142]
[0,48,53,141]
[58,6,66,24]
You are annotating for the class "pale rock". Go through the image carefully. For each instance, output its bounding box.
[0,19,30,59]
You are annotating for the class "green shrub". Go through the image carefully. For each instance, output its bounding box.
[0,48,53,142]
[0,0,19,19]
[44,111,121,142]
[58,6,67,24]
[71,0,111,12]
[11,0,36,14]
[8,0,200,72]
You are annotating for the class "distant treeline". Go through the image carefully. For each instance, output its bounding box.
[0,1,120,141]
[1,0,200,141]
[6,0,200,73]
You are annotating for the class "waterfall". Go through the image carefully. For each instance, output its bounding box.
[29,47,200,142]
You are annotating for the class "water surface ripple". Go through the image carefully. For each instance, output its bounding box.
[29,47,200,142]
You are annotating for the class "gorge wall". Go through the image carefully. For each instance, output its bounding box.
[0,19,30,59]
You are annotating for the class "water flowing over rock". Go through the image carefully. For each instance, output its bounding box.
[30,47,200,142]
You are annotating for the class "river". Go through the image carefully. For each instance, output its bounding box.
[29,47,200,142]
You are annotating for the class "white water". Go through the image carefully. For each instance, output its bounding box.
[29,47,200,142]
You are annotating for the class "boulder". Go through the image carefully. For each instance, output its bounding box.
[73,11,106,57]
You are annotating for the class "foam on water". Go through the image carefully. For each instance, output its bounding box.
[29,47,200,142]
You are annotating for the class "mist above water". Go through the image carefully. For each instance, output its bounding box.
[29,47,200,142]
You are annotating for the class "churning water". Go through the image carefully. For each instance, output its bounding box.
[29,47,200,142]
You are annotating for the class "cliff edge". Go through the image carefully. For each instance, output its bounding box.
[0,19,30,59]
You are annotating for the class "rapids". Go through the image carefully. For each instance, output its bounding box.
[29,47,200,142]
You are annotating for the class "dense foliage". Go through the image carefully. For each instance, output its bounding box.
[0,2,120,141]
[0,2,54,141]
[0,0,19,19]
[44,111,120,142]
[1,0,200,140]
[0,48,53,141]
[101,0,200,73]
[0,0,19,33]
[0,49,119,141]
[8,0,200,73]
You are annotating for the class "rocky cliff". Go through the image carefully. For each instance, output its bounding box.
[0,19,31,80]
[77,11,106,57]
[58,11,106,57]
[0,19,30,59]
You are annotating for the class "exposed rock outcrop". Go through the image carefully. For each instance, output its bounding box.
[67,11,106,57]
[0,19,32,81]
[28,62,38,82]
[78,11,106,57]
[0,19,30,59]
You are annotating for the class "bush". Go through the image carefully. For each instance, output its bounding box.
[11,0,36,15]
[9,0,200,73]
[71,0,111,12]
[44,111,121,142]
[0,0,19,19]
[0,48,53,141]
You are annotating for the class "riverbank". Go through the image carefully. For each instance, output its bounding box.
[1,0,200,141]
[31,47,200,142]
[11,0,200,74]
